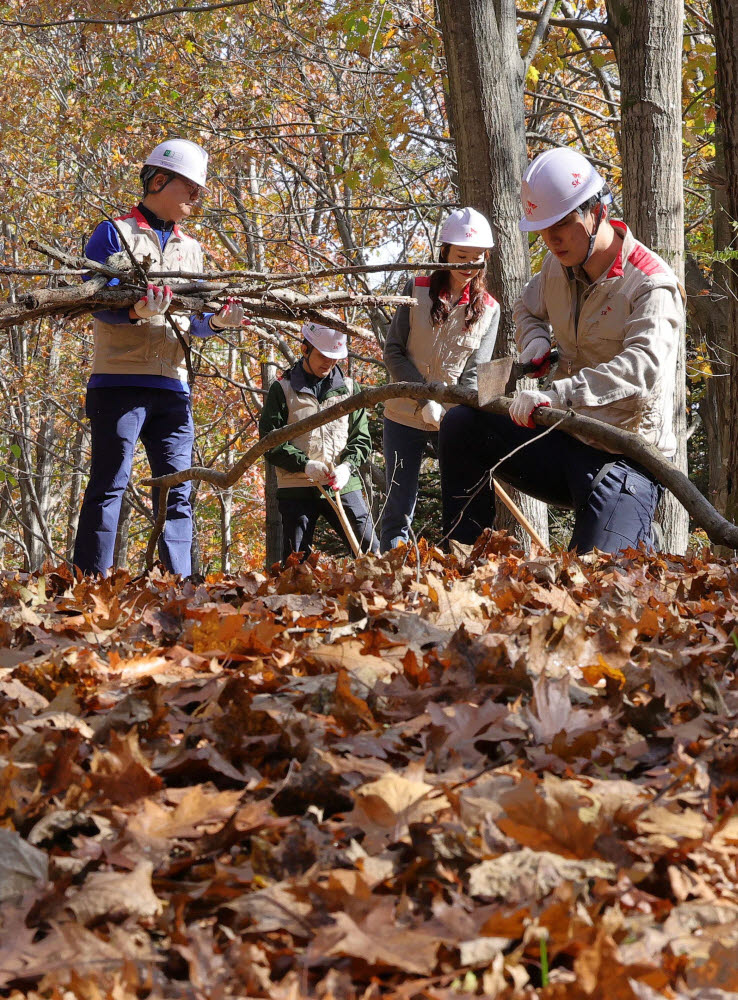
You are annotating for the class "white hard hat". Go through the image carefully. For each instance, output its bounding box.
[519,148,605,232]
[301,321,348,360]
[144,138,208,189]
[440,207,495,249]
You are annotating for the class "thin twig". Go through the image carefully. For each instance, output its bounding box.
[0,0,258,29]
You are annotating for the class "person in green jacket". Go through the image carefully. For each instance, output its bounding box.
[259,322,379,561]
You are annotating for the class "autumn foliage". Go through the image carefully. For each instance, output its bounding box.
[1,535,738,997]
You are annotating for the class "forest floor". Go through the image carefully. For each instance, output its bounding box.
[0,532,737,999]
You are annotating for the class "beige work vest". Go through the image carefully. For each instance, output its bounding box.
[384,277,497,429]
[275,376,354,490]
[91,208,204,383]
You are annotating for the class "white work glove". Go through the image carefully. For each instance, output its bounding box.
[133,283,173,319]
[328,462,351,491]
[509,389,554,429]
[518,336,552,377]
[305,459,331,483]
[210,297,246,330]
[421,400,445,429]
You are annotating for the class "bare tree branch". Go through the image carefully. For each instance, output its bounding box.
[516,7,618,45]
[0,0,258,29]
[28,240,482,283]
[523,0,562,74]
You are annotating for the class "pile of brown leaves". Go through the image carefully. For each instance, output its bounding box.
[1,532,737,999]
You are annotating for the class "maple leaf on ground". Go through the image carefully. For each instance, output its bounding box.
[306,896,441,975]
[64,859,163,925]
[332,666,378,731]
[223,879,312,936]
[88,728,163,806]
[347,772,450,853]
[496,772,626,858]
[426,699,521,767]
[126,784,243,850]
[524,673,610,747]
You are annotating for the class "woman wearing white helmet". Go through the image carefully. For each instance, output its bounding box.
[440,147,685,557]
[381,207,500,551]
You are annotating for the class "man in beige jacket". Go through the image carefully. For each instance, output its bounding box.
[440,147,684,555]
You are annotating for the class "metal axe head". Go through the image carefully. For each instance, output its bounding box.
[477,349,560,406]
[477,357,516,406]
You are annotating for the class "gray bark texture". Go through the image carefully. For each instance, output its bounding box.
[436,0,549,551]
[711,0,738,538]
[606,0,689,553]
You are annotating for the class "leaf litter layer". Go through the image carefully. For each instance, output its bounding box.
[1,531,738,999]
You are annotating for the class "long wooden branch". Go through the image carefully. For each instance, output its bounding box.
[142,382,738,567]
[0,243,483,339]
[28,241,481,283]
[0,277,407,340]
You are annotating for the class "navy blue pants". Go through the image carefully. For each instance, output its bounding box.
[439,406,662,555]
[278,490,379,562]
[73,387,194,576]
[381,416,439,551]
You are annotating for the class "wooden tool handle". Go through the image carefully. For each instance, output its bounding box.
[493,479,550,553]
[317,483,362,557]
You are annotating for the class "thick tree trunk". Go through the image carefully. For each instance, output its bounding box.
[711,0,738,541]
[607,0,688,553]
[436,0,549,552]
[243,157,282,569]
[702,148,732,522]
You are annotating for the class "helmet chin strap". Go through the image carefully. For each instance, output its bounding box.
[302,343,322,377]
[579,198,605,266]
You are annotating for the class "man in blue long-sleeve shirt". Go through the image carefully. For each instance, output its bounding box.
[73,138,243,577]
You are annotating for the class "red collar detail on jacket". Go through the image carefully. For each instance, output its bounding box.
[626,242,666,277]
[605,220,627,278]
[131,206,151,230]
[604,220,665,279]
[415,275,496,308]
[118,206,183,238]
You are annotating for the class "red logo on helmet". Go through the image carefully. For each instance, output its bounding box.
[525,200,538,215]
[571,173,582,187]
[465,227,477,237]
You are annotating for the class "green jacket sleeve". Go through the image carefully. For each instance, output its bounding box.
[339,383,372,471]
[258,380,309,473]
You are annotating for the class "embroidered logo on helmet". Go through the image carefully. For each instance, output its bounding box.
[525,200,538,215]
[571,173,582,187]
